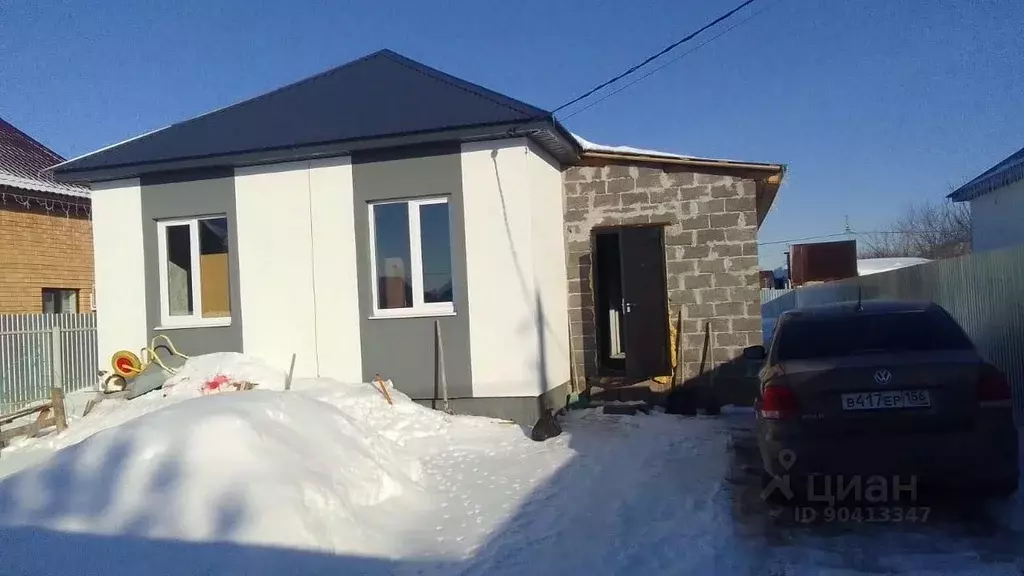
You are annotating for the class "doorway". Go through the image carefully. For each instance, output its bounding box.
[592,226,672,379]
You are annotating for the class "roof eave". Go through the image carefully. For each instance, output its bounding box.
[51,119,575,184]
[0,172,90,199]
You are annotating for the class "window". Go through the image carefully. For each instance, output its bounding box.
[368,197,454,317]
[156,216,232,327]
[42,289,78,314]
[775,311,973,361]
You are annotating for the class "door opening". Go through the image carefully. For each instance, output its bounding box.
[592,226,672,379]
[594,232,627,372]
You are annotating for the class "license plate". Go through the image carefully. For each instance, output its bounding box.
[841,390,931,411]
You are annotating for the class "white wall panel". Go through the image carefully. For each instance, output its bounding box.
[91,178,147,365]
[971,180,1024,252]
[309,157,362,382]
[462,140,550,397]
[234,162,320,377]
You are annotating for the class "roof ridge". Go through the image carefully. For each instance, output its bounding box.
[377,50,549,120]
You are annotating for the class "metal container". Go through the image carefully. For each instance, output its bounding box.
[790,240,857,286]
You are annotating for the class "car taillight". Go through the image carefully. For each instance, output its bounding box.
[760,385,800,419]
[978,365,1012,408]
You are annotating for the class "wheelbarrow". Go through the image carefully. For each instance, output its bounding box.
[108,335,191,400]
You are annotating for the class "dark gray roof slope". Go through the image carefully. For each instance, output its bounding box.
[948,145,1024,202]
[52,50,577,181]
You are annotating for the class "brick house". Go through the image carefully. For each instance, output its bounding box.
[0,118,93,314]
[564,137,784,398]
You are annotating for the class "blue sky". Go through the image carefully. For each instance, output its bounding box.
[2,0,1022,268]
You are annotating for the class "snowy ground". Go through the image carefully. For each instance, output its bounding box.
[1,354,1023,575]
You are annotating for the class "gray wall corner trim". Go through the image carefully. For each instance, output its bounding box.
[140,172,243,355]
[352,146,473,400]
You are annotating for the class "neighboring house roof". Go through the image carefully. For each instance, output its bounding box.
[572,133,786,228]
[0,117,90,199]
[857,257,930,276]
[52,49,578,182]
[948,145,1024,202]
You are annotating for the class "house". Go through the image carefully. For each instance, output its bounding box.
[0,118,93,314]
[51,49,784,422]
[949,145,1024,252]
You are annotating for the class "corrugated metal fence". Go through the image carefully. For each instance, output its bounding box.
[761,245,1024,418]
[0,313,98,411]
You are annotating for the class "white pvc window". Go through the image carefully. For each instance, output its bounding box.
[156,215,232,328]
[368,197,454,318]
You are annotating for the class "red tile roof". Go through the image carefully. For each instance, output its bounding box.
[0,117,89,198]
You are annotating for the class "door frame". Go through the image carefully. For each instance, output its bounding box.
[591,223,672,378]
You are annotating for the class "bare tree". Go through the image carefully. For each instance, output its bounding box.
[859,200,971,260]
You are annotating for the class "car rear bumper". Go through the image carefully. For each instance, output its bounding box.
[757,415,1019,490]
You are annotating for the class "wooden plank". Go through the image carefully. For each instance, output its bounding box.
[0,418,53,444]
[51,387,67,431]
[0,402,50,425]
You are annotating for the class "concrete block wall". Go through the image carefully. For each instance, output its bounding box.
[0,188,94,313]
[562,162,762,390]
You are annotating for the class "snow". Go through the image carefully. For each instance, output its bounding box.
[572,132,756,165]
[1,353,1023,575]
[858,257,931,276]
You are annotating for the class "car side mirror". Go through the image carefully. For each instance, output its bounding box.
[743,345,766,361]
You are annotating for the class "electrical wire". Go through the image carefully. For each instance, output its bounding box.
[548,0,760,117]
[759,229,967,246]
[559,0,786,121]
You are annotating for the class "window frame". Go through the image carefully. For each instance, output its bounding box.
[156,215,232,329]
[367,197,455,319]
[41,288,79,314]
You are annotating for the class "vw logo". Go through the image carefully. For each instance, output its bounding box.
[873,369,892,385]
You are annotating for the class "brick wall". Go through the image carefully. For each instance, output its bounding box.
[0,189,94,313]
[563,162,762,391]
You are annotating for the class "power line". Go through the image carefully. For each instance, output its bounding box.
[559,0,785,121]
[548,0,760,117]
[759,229,962,247]
[758,233,849,246]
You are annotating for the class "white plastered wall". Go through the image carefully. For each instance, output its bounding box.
[91,178,148,365]
[233,159,361,381]
[970,180,1024,252]
[527,141,571,393]
[308,157,362,382]
[461,139,570,397]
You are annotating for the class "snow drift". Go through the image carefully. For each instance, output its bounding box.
[0,354,452,558]
[0,390,423,554]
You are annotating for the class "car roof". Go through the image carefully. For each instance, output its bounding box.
[780,300,938,320]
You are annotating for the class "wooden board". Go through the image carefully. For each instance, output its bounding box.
[200,253,231,317]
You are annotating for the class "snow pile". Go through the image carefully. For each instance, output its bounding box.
[162,352,288,398]
[0,390,423,555]
[296,377,498,446]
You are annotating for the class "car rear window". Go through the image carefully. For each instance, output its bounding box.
[774,310,974,360]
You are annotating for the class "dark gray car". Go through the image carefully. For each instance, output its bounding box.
[746,300,1019,501]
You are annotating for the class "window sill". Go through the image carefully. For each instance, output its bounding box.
[369,309,456,320]
[157,319,232,330]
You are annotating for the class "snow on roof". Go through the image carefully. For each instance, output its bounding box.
[572,132,761,166]
[857,257,930,276]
